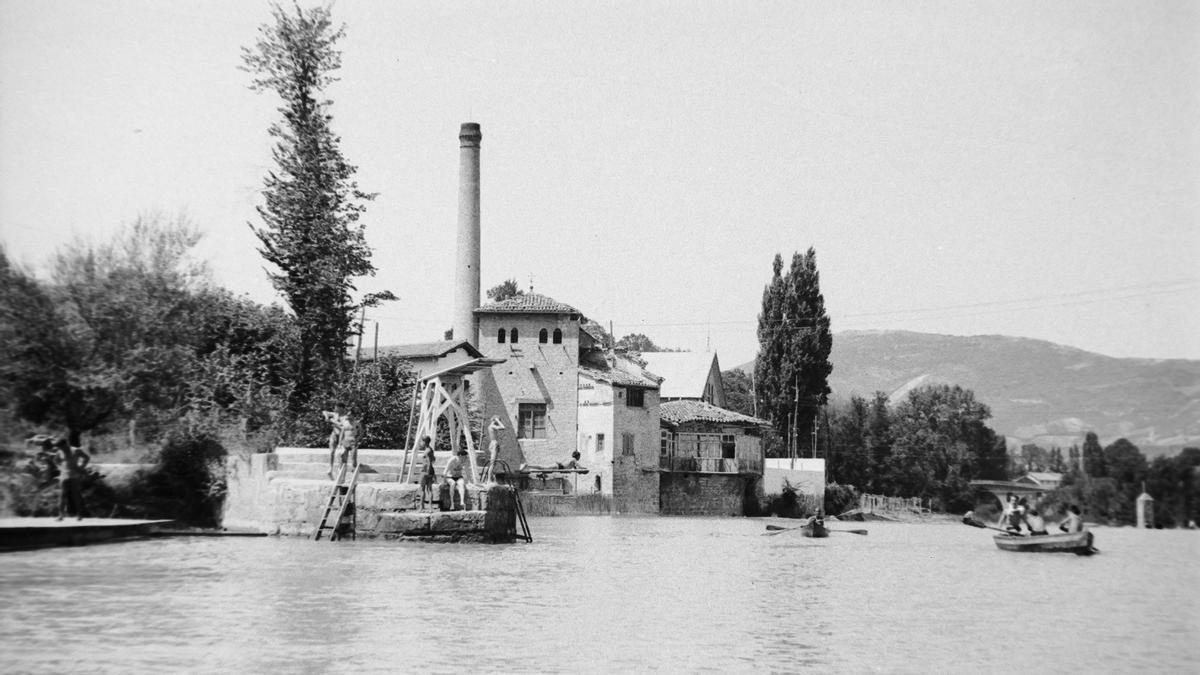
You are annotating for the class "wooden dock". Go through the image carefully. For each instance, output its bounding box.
[0,517,175,552]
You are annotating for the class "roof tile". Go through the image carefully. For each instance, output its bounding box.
[660,400,769,427]
[475,293,579,315]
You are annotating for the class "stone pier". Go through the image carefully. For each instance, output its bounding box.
[222,448,520,543]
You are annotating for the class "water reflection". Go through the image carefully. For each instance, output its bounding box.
[1,518,1197,673]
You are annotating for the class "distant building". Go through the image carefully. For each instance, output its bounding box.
[474,293,583,474]
[658,400,768,515]
[1016,472,1063,490]
[367,340,486,379]
[577,341,663,513]
[639,351,725,407]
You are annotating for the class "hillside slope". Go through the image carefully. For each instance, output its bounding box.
[739,330,1200,454]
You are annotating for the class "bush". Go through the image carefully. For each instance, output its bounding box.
[764,481,820,518]
[141,428,227,525]
[824,482,860,516]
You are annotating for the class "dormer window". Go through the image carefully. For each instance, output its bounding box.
[511,327,519,344]
[539,328,549,344]
[497,328,506,344]
[552,328,563,344]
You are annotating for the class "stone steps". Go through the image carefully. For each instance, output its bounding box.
[266,469,407,483]
[275,461,408,475]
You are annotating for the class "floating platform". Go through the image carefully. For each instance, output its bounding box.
[0,517,175,552]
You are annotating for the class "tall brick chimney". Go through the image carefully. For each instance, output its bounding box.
[453,122,482,346]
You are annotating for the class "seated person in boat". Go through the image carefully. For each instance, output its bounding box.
[1023,507,1049,536]
[1002,493,1027,532]
[520,451,587,473]
[1058,504,1084,533]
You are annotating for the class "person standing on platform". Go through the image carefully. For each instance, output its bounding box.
[418,435,436,510]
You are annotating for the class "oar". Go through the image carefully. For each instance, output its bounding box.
[764,524,868,535]
[961,515,1026,536]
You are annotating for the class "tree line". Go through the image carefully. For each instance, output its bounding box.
[1,5,411,523]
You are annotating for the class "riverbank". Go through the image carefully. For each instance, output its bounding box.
[0,517,174,552]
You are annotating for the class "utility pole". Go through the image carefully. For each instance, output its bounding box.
[353,305,366,371]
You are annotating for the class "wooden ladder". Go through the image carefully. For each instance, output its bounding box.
[314,463,361,541]
[514,492,532,543]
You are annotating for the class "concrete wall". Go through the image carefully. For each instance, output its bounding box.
[476,313,579,469]
[762,458,826,499]
[659,473,747,516]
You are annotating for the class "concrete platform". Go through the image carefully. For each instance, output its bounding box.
[0,517,175,552]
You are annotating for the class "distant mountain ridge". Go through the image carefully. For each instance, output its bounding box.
[737,330,1200,455]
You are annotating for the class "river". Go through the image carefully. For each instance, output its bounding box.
[1,517,1197,673]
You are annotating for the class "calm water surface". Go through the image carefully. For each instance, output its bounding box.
[1,517,1197,673]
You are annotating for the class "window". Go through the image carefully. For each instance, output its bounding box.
[626,388,644,408]
[552,328,563,344]
[539,328,548,343]
[596,433,605,454]
[721,434,736,459]
[660,430,671,456]
[517,403,546,439]
[622,432,635,456]
[497,328,506,344]
[510,327,519,344]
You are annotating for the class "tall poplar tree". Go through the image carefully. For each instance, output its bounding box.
[242,3,376,411]
[754,248,833,457]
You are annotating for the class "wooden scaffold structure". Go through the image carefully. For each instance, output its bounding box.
[402,359,503,484]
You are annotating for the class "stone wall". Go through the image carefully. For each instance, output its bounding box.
[659,473,747,516]
[222,453,517,541]
[610,385,661,513]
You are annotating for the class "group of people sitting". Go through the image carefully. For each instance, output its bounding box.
[1000,492,1084,535]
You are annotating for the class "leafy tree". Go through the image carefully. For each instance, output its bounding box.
[486,279,525,302]
[242,3,379,411]
[753,249,833,457]
[888,384,998,511]
[616,333,661,352]
[0,248,118,445]
[721,369,755,417]
[826,395,872,490]
[864,392,894,493]
[1082,431,1105,477]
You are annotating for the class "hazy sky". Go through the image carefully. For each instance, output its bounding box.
[2,0,1197,366]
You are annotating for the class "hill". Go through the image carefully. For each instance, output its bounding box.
[736,330,1200,455]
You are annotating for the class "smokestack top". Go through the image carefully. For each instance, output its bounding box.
[459,122,481,148]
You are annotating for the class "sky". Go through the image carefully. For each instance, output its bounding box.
[2,0,1197,367]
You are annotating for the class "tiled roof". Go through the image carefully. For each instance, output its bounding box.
[639,352,720,399]
[579,352,662,389]
[369,340,483,360]
[475,293,579,315]
[660,400,769,427]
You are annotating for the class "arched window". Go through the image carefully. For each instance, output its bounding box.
[539,328,549,344]
[552,328,563,344]
[497,328,506,344]
[510,327,519,343]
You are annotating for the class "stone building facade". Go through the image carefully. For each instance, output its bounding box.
[577,341,663,514]
[474,294,583,472]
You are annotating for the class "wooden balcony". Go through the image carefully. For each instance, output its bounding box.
[659,455,763,475]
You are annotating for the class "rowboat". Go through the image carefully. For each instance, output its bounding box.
[992,530,1096,555]
[800,517,828,538]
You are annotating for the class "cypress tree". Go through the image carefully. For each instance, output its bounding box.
[242,4,376,411]
[754,248,833,457]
